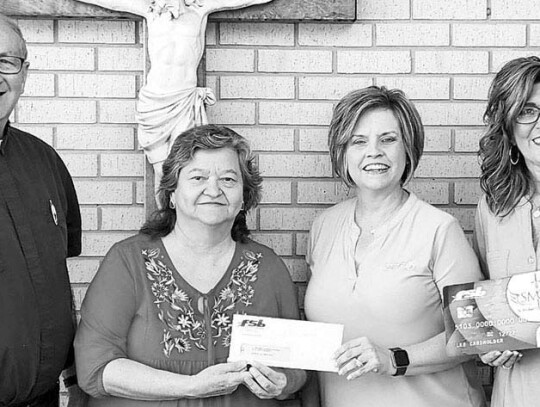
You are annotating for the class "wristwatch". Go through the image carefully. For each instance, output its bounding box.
[389,347,409,376]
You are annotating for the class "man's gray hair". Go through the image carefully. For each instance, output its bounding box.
[0,13,28,60]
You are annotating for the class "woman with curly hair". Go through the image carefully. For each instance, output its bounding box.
[475,56,540,407]
[75,125,306,406]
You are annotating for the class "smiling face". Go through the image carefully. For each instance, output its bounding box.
[513,82,540,181]
[171,147,244,230]
[0,21,28,134]
[346,108,407,196]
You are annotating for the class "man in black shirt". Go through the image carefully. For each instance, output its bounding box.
[0,14,84,407]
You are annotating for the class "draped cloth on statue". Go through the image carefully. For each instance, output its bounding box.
[136,86,216,164]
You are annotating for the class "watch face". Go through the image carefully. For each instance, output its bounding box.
[393,349,410,367]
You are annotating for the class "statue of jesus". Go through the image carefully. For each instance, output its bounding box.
[76,0,272,187]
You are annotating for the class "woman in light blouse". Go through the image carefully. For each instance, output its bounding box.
[474,56,540,407]
[305,86,486,407]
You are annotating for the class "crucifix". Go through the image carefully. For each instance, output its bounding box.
[2,0,356,206]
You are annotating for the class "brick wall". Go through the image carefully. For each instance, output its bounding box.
[11,0,540,401]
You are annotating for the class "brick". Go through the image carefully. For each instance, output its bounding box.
[453,76,493,100]
[136,180,145,204]
[220,23,294,46]
[358,0,410,19]
[338,51,411,74]
[15,126,54,145]
[80,207,98,231]
[205,75,218,95]
[72,286,88,310]
[101,153,145,177]
[260,207,325,231]
[56,126,135,150]
[492,51,539,73]
[17,20,54,43]
[206,49,254,72]
[74,180,133,204]
[261,180,292,204]
[259,50,332,73]
[259,154,332,177]
[415,102,485,126]
[296,232,309,256]
[424,128,452,152]
[232,127,294,151]
[531,25,540,46]
[377,23,449,46]
[99,100,137,124]
[376,77,450,100]
[251,233,293,256]
[259,102,333,125]
[453,24,526,47]
[413,0,487,19]
[298,129,328,152]
[298,24,372,47]
[58,74,137,98]
[101,206,145,230]
[206,22,217,46]
[491,0,540,20]
[24,73,55,97]
[416,51,488,74]
[60,153,98,177]
[206,101,256,125]
[443,208,476,231]
[18,100,96,124]
[415,155,481,178]
[27,46,95,70]
[454,181,483,205]
[299,76,372,100]
[67,258,100,283]
[81,232,134,256]
[58,20,136,43]
[297,181,351,204]
[247,209,257,230]
[407,181,450,205]
[283,259,308,282]
[98,47,144,71]
[220,76,294,99]
[455,129,484,152]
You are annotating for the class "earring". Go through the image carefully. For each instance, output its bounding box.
[169,200,176,209]
[509,145,520,165]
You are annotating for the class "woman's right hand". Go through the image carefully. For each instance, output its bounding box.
[189,361,250,398]
[480,350,522,369]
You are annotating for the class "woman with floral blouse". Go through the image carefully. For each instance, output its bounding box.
[75,125,306,406]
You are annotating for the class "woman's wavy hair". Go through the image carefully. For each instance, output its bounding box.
[328,86,424,188]
[479,56,540,217]
[140,125,262,242]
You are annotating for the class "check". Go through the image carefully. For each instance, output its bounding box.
[228,314,344,372]
[443,271,540,355]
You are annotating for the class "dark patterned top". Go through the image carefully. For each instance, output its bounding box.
[75,233,299,407]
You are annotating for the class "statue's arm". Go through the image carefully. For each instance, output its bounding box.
[203,0,274,13]
[76,0,149,17]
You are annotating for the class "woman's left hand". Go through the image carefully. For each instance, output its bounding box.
[243,361,287,399]
[334,337,395,380]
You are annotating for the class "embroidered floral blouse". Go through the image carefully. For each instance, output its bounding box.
[75,233,300,407]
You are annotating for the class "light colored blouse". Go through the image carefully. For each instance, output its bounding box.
[474,195,540,407]
[75,233,300,407]
[305,192,486,407]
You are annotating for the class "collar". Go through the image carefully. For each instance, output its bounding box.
[0,122,10,155]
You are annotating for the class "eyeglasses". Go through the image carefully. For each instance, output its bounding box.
[0,56,25,74]
[516,105,540,124]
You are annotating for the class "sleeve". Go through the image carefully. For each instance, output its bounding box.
[57,153,82,258]
[74,243,137,398]
[472,197,490,279]
[431,218,484,297]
